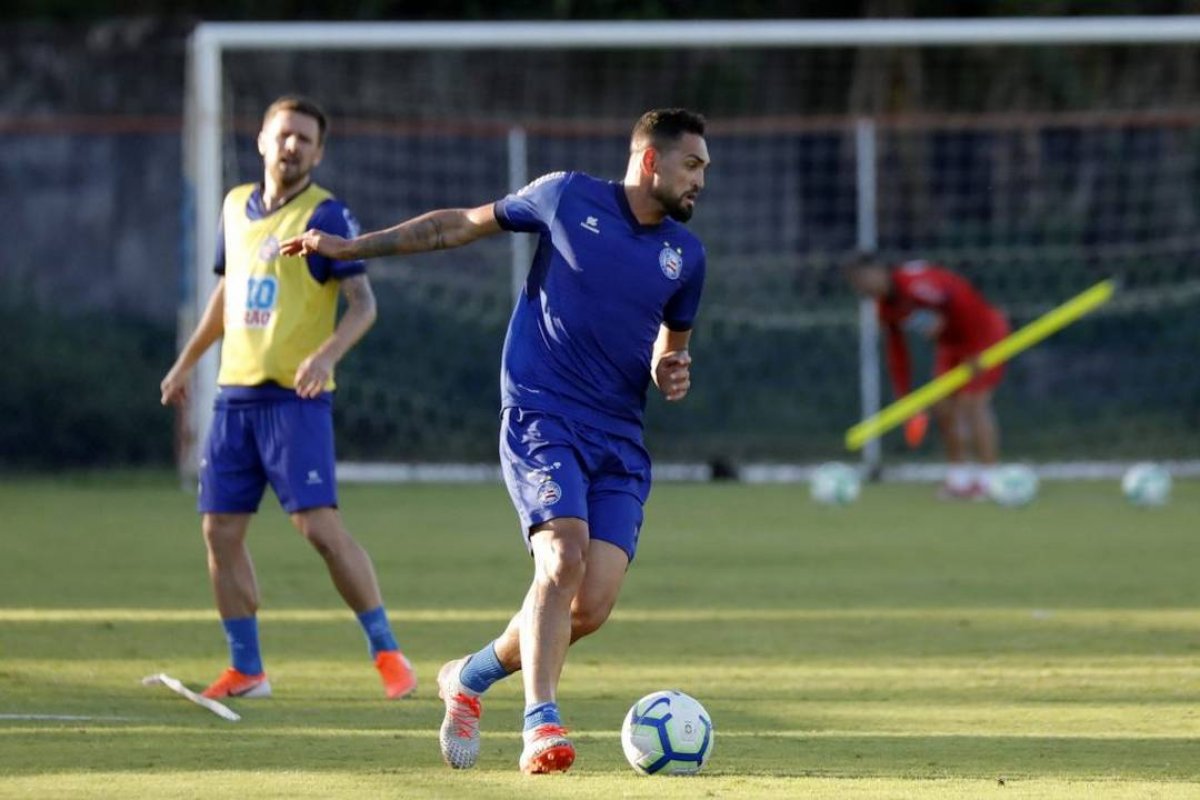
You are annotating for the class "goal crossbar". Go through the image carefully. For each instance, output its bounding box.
[194,17,1200,51]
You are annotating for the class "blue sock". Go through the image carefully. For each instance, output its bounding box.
[458,640,511,695]
[356,606,399,658]
[523,701,562,731]
[221,616,263,675]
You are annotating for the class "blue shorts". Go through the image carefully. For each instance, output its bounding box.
[198,390,338,515]
[499,408,651,563]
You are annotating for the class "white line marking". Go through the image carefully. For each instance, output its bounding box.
[0,714,137,722]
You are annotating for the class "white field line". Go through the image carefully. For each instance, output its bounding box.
[334,460,1200,483]
[0,714,138,722]
[2,607,1199,625]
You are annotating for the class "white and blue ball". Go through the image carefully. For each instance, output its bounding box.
[621,690,714,776]
[1122,462,1172,507]
[810,462,861,505]
[986,464,1039,507]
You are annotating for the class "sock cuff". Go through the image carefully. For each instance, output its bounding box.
[523,700,562,729]
[221,615,263,675]
[459,639,511,694]
[355,606,398,658]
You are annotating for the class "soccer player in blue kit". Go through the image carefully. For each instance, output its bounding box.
[282,108,709,774]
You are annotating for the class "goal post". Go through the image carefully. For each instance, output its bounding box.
[183,17,1200,481]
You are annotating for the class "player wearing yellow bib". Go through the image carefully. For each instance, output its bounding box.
[160,96,416,701]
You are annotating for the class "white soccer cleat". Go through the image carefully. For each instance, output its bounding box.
[519,723,575,774]
[437,657,482,769]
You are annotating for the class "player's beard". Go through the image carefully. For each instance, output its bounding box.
[269,155,312,194]
[655,185,696,223]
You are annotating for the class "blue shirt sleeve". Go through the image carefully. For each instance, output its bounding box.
[306,199,367,283]
[494,172,572,233]
[663,247,706,331]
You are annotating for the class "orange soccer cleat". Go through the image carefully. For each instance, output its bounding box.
[375,650,418,700]
[201,667,271,699]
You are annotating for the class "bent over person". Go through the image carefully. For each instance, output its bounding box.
[282,108,710,773]
[846,253,1010,499]
[160,95,416,700]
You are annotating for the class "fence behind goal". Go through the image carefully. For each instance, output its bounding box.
[184,20,1200,475]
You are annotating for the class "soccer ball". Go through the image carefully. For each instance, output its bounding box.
[621,690,714,776]
[810,462,861,505]
[1122,462,1172,506]
[986,464,1039,507]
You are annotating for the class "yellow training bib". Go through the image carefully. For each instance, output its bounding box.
[217,183,342,390]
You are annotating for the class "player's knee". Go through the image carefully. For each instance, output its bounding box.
[534,536,587,592]
[303,527,354,561]
[202,514,246,553]
[292,511,353,559]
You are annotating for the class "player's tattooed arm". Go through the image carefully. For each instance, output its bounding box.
[281,204,502,261]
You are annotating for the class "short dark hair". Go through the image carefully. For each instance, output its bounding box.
[841,250,884,278]
[263,95,328,142]
[630,108,707,152]
[846,250,880,270]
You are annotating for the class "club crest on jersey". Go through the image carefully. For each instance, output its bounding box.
[258,235,281,262]
[536,480,563,507]
[659,243,683,280]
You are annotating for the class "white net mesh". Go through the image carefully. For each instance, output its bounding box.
[198,34,1200,465]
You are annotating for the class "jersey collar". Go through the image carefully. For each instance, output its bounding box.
[246,181,314,221]
[612,182,668,234]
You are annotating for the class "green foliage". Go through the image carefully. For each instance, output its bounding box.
[0,303,175,469]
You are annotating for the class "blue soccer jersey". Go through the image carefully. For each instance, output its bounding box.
[494,171,706,440]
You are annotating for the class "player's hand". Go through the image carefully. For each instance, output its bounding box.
[654,350,692,402]
[280,229,352,260]
[160,365,190,407]
[294,353,335,399]
[904,412,929,449]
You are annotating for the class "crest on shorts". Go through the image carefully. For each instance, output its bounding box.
[537,480,562,507]
[659,243,683,280]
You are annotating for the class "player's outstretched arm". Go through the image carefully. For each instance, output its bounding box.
[652,325,693,403]
[161,278,226,406]
[294,274,377,398]
[280,203,503,261]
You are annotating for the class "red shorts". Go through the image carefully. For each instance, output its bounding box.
[935,311,1010,394]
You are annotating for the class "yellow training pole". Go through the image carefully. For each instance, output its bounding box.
[845,278,1116,451]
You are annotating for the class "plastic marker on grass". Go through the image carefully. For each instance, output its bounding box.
[846,278,1116,451]
[141,673,241,722]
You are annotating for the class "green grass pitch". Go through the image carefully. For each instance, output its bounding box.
[1,475,1198,798]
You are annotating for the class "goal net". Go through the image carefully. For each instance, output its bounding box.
[184,20,1200,478]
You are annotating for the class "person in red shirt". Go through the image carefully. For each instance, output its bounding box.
[846,253,1010,498]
